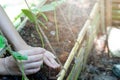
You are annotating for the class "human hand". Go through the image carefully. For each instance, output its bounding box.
[16,45,60,69]
[3,48,44,75]
[43,50,60,69]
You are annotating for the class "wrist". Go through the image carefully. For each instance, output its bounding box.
[14,44,31,51]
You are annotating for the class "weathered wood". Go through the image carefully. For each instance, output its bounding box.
[67,44,85,80]
[112,0,120,3]
[112,0,120,26]
[112,10,120,16]
[100,0,105,33]
[112,4,120,10]
[57,19,91,80]
[112,20,120,25]
[57,2,100,80]
[112,16,120,20]
[105,0,112,26]
[89,2,100,21]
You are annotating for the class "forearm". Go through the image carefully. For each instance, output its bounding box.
[0,5,28,50]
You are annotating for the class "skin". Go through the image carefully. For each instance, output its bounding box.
[0,5,60,75]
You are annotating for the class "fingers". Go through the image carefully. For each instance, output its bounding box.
[25,67,40,75]
[22,54,43,63]
[6,47,60,75]
[43,51,60,68]
[19,47,45,56]
[44,51,56,59]
[44,56,60,69]
[24,61,43,69]
[48,58,60,68]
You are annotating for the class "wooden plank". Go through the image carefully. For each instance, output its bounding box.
[70,15,101,80]
[112,0,120,3]
[67,43,85,80]
[100,0,105,33]
[112,4,120,10]
[112,15,120,20]
[57,2,100,80]
[112,20,120,25]
[105,0,112,26]
[112,10,120,16]
[89,2,100,21]
[57,19,91,80]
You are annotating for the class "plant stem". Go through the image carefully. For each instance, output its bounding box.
[54,9,59,42]
[37,23,62,66]
[35,23,44,47]
[6,45,29,80]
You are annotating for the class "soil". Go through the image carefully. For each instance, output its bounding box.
[79,42,120,80]
[1,0,120,80]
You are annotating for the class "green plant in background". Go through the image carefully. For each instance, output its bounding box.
[22,8,47,47]
[39,0,65,42]
[22,0,65,67]
[22,0,65,47]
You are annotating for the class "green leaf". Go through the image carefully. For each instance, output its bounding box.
[40,4,55,12]
[12,51,28,60]
[40,0,64,12]
[0,35,6,48]
[22,9,37,23]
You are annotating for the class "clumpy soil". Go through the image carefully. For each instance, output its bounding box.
[1,0,120,80]
[79,35,120,80]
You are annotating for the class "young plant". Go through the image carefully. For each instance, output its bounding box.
[22,0,65,45]
[22,0,64,67]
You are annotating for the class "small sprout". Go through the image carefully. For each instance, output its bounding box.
[0,35,6,48]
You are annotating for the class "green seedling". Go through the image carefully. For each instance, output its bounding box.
[22,0,63,69]
[22,0,65,46]
[0,35,6,48]
[22,9,46,47]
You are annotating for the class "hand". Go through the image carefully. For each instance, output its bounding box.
[43,51,60,69]
[3,48,44,75]
[16,45,60,69]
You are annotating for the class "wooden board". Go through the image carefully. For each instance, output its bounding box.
[112,10,120,16]
[112,0,120,3]
[57,2,101,80]
[112,20,120,25]
[112,4,120,10]
[105,0,112,26]
[100,0,105,33]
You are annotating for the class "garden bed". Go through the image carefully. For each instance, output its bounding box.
[19,1,96,79]
[20,0,96,80]
[1,0,120,80]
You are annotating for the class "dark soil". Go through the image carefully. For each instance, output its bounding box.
[79,35,120,80]
[1,0,119,80]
